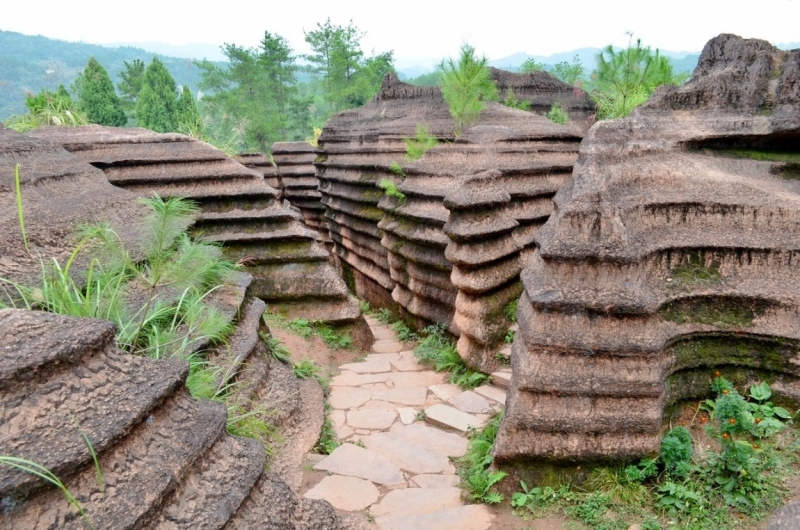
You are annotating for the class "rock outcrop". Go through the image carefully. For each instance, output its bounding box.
[236,152,280,191]
[495,34,800,469]
[270,141,331,248]
[0,125,146,299]
[318,72,587,370]
[0,308,355,529]
[29,126,370,347]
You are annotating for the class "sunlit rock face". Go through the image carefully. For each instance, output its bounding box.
[495,34,800,468]
[317,73,589,369]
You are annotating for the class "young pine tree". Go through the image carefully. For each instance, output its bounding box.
[438,44,498,136]
[76,58,127,126]
[176,85,201,133]
[136,57,179,132]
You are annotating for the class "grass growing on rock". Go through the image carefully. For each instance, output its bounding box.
[413,324,489,389]
[263,313,353,351]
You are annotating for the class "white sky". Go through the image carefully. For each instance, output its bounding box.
[2,0,799,67]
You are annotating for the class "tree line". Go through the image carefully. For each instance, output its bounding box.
[6,24,686,152]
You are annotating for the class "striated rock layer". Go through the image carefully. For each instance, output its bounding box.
[271,141,331,248]
[0,125,147,299]
[29,126,370,346]
[0,308,357,529]
[495,34,800,470]
[318,72,588,370]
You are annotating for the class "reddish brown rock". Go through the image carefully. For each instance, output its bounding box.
[495,34,800,469]
[271,141,331,249]
[318,73,588,366]
[28,126,370,346]
[0,308,353,529]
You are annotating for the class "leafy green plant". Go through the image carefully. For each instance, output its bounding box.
[550,55,585,85]
[458,412,507,504]
[359,300,371,314]
[376,307,393,324]
[519,58,545,73]
[512,481,559,511]
[404,125,439,161]
[392,320,418,342]
[660,426,692,478]
[503,329,515,344]
[378,178,406,203]
[388,162,405,176]
[293,359,319,380]
[502,88,531,111]
[503,297,519,321]
[260,327,292,363]
[546,104,569,124]
[439,44,498,136]
[414,324,489,389]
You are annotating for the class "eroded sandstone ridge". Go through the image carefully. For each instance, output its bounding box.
[318,73,589,369]
[0,308,353,529]
[270,141,331,248]
[29,126,369,345]
[495,34,800,468]
[0,124,146,296]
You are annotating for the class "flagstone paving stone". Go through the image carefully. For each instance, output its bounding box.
[370,487,462,517]
[424,404,486,433]
[398,407,417,425]
[390,371,446,388]
[450,390,492,414]
[411,474,460,488]
[331,371,389,386]
[329,386,372,409]
[372,387,428,406]
[372,339,405,353]
[304,475,379,511]
[375,505,494,530]
[313,443,404,485]
[339,361,392,373]
[388,423,469,458]
[474,384,507,405]
[346,409,397,429]
[362,431,451,474]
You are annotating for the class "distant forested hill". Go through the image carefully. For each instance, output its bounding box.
[0,30,223,120]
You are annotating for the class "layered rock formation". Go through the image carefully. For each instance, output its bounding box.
[495,34,800,469]
[0,308,357,529]
[0,125,146,298]
[29,126,370,346]
[236,152,280,190]
[270,141,331,248]
[318,73,587,369]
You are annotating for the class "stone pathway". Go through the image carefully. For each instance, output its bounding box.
[302,315,508,529]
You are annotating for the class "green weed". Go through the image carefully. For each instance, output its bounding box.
[458,411,507,504]
[670,254,721,286]
[502,88,531,111]
[404,125,438,161]
[392,320,418,342]
[388,162,405,176]
[376,307,393,324]
[546,104,569,124]
[378,178,406,203]
[315,405,340,455]
[414,324,489,389]
[14,164,29,253]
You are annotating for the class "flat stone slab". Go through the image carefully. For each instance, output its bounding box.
[304,475,379,511]
[334,424,354,439]
[330,409,346,427]
[390,359,425,371]
[490,370,511,389]
[390,371,446,388]
[389,423,468,458]
[362,432,451,474]
[340,361,392,373]
[360,400,397,410]
[474,385,507,405]
[331,371,389,386]
[329,387,372,410]
[398,407,417,425]
[424,404,486,433]
[365,353,401,362]
[371,327,396,340]
[450,391,491,414]
[376,505,493,530]
[412,474,460,488]
[372,340,404,353]
[314,443,404,485]
[370,487,462,517]
[372,387,428,406]
[429,384,463,402]
[347,409,397,430]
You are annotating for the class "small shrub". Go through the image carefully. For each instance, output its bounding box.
[392,320,418,342]
[376,307,393,324]
[439,43,498,136]
[378,178,406,202]
[404,125,438,161]
[388,162,405,176]
[503,297,519,321]
[660,426,692,477]
[293,359,319,380]
[503,329,515,344]
[546,104,568,124]
[502,88,531,111]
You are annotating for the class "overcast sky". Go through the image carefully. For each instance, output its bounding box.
[3,0,799,67]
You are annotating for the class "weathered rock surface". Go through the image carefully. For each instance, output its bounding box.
[271,141,331,247]
[0,125,146,300]
[0,308,352,529]
[29,125,370,346]
[318,72,587,370]
[235,151,280,190]
[496,34,800,468]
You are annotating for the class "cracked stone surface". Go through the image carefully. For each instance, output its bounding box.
[304,475,379,511]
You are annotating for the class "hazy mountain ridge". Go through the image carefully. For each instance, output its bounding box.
[0,30,224,120]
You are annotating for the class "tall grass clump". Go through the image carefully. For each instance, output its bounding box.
[414,324,489,389]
